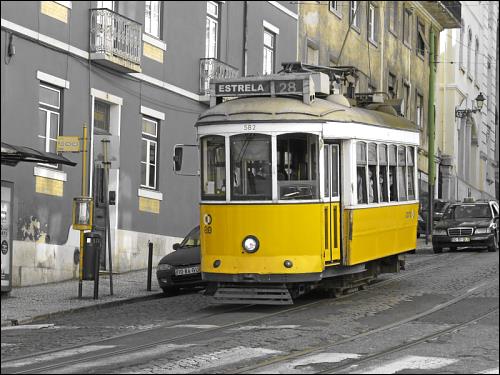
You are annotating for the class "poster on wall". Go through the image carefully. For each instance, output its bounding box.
[1,184,12,292]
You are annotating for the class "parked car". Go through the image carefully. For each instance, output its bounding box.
[156,226,205,295]
[432,200,499,253]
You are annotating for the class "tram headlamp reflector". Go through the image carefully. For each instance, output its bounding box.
[284,260,293,268]
[213,259,221,268]
[242,235,259,253]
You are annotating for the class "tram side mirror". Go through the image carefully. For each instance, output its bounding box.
[173,146,183,172]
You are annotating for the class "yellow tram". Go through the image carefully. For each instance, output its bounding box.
[176,68,419,304]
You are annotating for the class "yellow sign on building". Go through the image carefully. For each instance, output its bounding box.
[57,136,80,153]
[35,176,63,197]
[143,42,164,63]
[41,1,68,23]
[139,197,160,214]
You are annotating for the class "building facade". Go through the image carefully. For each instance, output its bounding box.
[436,1,498,202]
[298,1,461,208]
[1,1,298,286]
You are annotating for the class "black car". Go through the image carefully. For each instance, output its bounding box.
[432,200,499,253]
[156,226,205,295]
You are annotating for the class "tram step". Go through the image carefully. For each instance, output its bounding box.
[212,284,293,305]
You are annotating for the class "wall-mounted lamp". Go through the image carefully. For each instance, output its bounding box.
[455,92,486,118]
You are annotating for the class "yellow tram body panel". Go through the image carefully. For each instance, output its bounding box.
[344,203,419,266]
[200,203,328,275]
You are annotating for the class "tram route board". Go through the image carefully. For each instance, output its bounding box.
[210,74,314,105]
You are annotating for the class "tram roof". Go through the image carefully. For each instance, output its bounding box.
[196,96,418,133]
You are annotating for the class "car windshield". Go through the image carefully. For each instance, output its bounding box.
[444,204,491,219]
[434,201,448,212]
[180,227,200,248]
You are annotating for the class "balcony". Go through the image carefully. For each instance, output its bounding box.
[419,1,461,29]
[199,58,239,98]
[90,9,142,73]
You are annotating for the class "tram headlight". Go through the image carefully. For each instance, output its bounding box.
[242,235,259,253]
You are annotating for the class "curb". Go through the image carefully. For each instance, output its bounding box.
[1,292,163,327]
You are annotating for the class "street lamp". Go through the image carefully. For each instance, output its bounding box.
[455,92,486,118]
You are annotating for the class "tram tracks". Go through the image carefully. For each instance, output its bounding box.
[0,253,478,374]
[231,279,499,374]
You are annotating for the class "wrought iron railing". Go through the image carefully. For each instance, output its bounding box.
[200,58,239,96]
[90,8,142,66]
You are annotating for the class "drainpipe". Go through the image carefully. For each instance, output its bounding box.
[242,1,248,76]
[427,29,436,242]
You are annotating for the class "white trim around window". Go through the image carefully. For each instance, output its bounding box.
[263,20,280,35]
[90,88,123,106]
[142,33,167,51]
[138,188,163,201]
[37,71,70,89]
[141,105,165,121]
[54,1,72,9]
[267,1,298,20]
[34,166,67,181]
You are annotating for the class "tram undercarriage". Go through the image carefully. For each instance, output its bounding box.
[205,254,405,305]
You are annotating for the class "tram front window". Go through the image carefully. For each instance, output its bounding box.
[201,135,226,200]
[277,133,318,200]
[230,134,272,200]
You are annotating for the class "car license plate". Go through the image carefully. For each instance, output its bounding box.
[451,237,470,242]
[175,266,200,276]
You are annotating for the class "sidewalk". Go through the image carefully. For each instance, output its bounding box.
[1,268,162,327]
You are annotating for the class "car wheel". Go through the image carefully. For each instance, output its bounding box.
[488,234,499,252]
[162,287,179,296]
[433,246,443,254]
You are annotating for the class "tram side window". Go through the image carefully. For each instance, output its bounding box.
[368,143,378,203]
[356,142,368,204]
[398,145,407,201]
[407,146,415,200]
[201,135,226,200]
[378,144,388,202]
[389,145,397,201]
[277,133,319,200]
[230,133,272,200]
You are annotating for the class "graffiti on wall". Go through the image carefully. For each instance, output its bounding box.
[17,216,49,243]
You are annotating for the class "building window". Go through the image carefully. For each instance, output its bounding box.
[416,92,423,129]
[141,117,158,189]
[474,38,479,82]
[467,28,472,77]
[329,1,341,17]
[206,1,219,59]
[388,72,397,99]
[145,1,161,38]
[263,29,275,75]
[416,20,425,57]
[38,83,61,160]
[94,100,111,134]
[97,1,115,11]
[388,1,398,35]
[367,3,377,44]
[350,1,360,30]
[402,82,410,118]
[459,19,465,71]
[403,7,411,47]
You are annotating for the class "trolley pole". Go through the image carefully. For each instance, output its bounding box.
[427,30,436,244]
[78,124,88,298]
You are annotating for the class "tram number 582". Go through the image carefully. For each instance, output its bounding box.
[204,225,212,234]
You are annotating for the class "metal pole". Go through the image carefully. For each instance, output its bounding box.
[102,139,113,295]
[93,236,100,299]
[78,124,88,298]
[147,241,153,291]
[427,30,436,244]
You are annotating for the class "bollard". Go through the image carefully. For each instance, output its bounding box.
[147,241,153,291]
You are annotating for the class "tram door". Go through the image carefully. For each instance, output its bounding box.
[324,144,341,263]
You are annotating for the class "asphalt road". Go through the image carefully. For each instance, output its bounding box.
[1,246,498,374]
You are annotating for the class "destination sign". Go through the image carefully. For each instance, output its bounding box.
[214,79,304,96]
